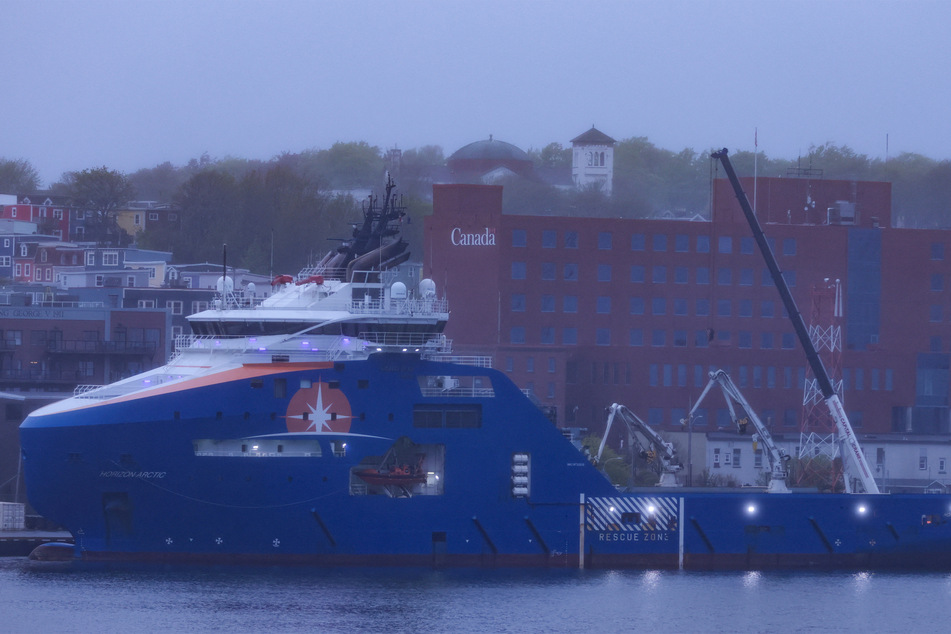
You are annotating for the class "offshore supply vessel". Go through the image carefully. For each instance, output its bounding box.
[19,162,951,569]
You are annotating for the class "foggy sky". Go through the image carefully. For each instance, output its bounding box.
[4,0,950,188]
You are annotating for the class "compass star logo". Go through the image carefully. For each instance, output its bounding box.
[285,381,352,433]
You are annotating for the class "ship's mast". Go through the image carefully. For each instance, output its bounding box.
[711,149,879,494]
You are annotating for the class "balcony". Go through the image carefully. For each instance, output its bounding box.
[47,340,158,356]
[0,368,85,385]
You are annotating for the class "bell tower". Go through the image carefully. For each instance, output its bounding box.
[570,126,616,196]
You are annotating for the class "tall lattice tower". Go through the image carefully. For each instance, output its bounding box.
[797,278,846,491]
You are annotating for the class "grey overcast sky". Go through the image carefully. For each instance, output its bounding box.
[4,0,950,187]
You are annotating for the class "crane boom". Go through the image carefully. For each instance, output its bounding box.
[690,369,790,493]
[597,403,682,487]
[710,148,879,494]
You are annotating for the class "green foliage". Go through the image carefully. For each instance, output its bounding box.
[64,166,137,246]
[128,161,187,202]
[0,158,40,193]
[527,142,571,169]
[139,163,361,274]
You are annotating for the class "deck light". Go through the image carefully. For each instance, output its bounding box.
[746,504,757,515]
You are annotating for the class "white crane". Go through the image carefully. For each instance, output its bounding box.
[690,369,791,493]
[596,403,682,487]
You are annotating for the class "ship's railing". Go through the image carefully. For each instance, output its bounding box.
[73,373,189,399]
[418,386,496,398]
[360,332,451,351]
[73,384,105,397]
[346,297,448,316]
[425,354,493,368]
[173,334,257,353]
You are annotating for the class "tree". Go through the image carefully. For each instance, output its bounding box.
[128,161,187,202]
[0,158,40,194]
[528,142,571,169]
[65,166,137,246]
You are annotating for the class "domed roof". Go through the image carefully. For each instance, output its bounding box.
[449,136,530,162]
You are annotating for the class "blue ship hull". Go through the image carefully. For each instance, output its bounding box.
[19,354,951,569]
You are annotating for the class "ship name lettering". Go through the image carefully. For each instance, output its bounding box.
[99,470,167,479]
[451,227,495,246]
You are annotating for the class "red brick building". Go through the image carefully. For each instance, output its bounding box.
[426,175,950,437]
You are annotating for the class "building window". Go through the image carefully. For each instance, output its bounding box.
[761,332,774,349]
[511,262,526,279]
[717,300,731,317]
[137,299,155,308]
[598,232,612,250]
[596,329,611,346]
[782,238,796,256]
[542,230,556,248]
[674,267,688,284]
[526,357,534,373]
[563,296,578,313]
[511,294,526,312]
[675,234,689,252]
[695,330,710,347]
[717,268,732,285]
[166,300,183,315]
[739,268,753,286]
[733,448,741,468]
[741,237,754,254]
[564,231,578,248]
[631,233,645,251]
[511,229,526,247]
[696,267,710,285]
[86,252,95,266]
[931,243,944,260]
[541,295,555,313]
[191,301,209,314]
[597,296,611,314]
[761,300,775,318]
[673,298,688,316]
[739,299,752,317]
[930,305,942,322]
[629,297,644,315]
[652,298,666,315]
[652,330,665,347]
[95,274,104,287]
[782,333,795,349]
[673,331,687,347]
[932,274,943,291]
[562,328,577,345]
[630,265,645,283]
[149,212,159,221]
[629,329,643,346]
[563,264,578,281]
[697,235,710,253]
[718,236,732,253]
[738,331,752,348]
[920,455,928,471]
[541,262,556,280]
[652,266,666,284]
[510,327,525,344]
[597,264,612,282]
[652,234,667,252]
[940,458,947,474]
[696,298,710,316]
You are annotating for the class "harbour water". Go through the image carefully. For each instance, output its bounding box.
[2,558,950,633]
